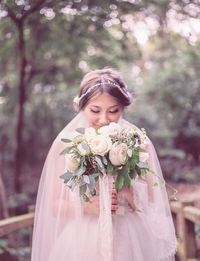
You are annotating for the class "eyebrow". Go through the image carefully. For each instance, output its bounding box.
[90,105,120,109]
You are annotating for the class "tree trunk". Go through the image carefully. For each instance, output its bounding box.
[5,0,48,193]
[0,172,9,219]
[14,20,26,193]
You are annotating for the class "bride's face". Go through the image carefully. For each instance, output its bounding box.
[83,92,123,130]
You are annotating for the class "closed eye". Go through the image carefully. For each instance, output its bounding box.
[90,109,100,113]
[109,109,119,114]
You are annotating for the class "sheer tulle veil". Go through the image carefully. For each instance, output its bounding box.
[31,111,177,261]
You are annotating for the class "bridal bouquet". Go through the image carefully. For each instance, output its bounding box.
[59,122,157,203]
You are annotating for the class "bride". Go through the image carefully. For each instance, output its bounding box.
[31,68,177,261]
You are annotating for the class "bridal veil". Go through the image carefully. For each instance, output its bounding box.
[31,112,177,261]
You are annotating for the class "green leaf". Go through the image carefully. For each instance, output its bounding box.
[115,174,124,192]
[130,151,139,168]
[81,142,90,152]
[80,193,90,204]
[141,169,147,178]
[61,138,72,143]
[80,195,84,206]
[161,179,166,188]
[88,175,95,192]
[138,147,146,152]
[80,183,87,194]
[68,179,76,191]
[83,175,90,184]
[59,146,73,155]
[83,194,90,202]
[76,128,85,134]
[149,168,155,174]
[92,173,100,178]
[137,162,149,169]
[80,156,86,167]
[107,161,114,173]
[102,156,107,165]
[131,137,136,145]
[74,166,86,177]
[135,164,141,176]
[123,162,131,187]
[90,189,96,196]
[95,156,105,172]
[124,172,131,188]
[129,168,137,179]
[152,182,158,187]
[60,172,73,181]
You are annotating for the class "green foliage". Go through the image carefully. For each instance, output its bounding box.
[0,0,200,206]
[115,174,125,192]
[125,34,200,180]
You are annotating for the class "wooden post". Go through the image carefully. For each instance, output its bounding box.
[172,211,177,234]
[184,205,200,259]
[175,200,198,261]
[184,218,196,259]
[28,205,35,249]
[176,201,187,261]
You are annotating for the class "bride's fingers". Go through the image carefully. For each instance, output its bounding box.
[112,198,117,205]
[111,205,118,211]
[112,187,117,194]
[112,195,117,202]
[112,192,117,197]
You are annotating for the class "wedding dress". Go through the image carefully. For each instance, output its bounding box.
[31,112,177,261]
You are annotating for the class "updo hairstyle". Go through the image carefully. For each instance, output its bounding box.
[75,68,132,111]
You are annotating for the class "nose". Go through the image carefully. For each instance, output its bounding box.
[98,112,110,126]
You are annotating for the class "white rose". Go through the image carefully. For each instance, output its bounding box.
[73,134,85,144]
[109,122,120,129]
[98,125,110,135]
[85,127,97,143]
[139,152,149,162]
[77,142,90,155]
[109,143,128,166]
[89,135,112,156]
[65,154,80,172]
[98,122,120,136]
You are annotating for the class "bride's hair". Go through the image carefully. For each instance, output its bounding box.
[76,68,133,111]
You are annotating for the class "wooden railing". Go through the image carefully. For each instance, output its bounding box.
[0,203,200,261]
[171,200,200,261]
[0,205,35,247]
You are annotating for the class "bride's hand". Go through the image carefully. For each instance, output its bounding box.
[83,195,100,215]
[121,185,137,211]
[83,188,118,215]
[111,186,118,214]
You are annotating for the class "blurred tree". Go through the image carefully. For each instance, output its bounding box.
[127,34,200,166]
[0,0,200,195]
[0,0,141,193]
[2,0,48,193]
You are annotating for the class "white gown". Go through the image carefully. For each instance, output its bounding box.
[48,176,176,261]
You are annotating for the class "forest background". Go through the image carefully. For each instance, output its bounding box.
[0,0,200,260]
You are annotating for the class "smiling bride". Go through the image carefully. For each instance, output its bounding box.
[31,68,177,261]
